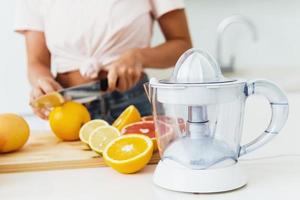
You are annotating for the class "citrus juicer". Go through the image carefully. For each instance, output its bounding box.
[144,49,289,193]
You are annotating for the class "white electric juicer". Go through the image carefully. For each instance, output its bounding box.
[144,49,289,193]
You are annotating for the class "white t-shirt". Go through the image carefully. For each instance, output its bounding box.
[14,0,185,78]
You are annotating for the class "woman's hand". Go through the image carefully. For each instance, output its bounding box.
[30,77,62,120]
[105,49,143,92]
[23,31,61,119]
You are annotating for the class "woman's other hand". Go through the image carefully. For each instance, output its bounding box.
[30,77,62,120]
[105,49,143,92]
[104,9,192,93]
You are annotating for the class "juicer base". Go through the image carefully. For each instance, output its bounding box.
[153,159,247,193]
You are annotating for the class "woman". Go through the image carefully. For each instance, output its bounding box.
[15,0,192,123]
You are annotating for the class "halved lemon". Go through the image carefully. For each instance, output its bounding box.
[112,105,141,131]
[79,119,109,144]
[89,126,121,154]
[31,92,65,108]
[103,134,154,174]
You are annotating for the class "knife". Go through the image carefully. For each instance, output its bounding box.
[31,79,108,108]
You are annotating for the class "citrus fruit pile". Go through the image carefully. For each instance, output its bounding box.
[33,95,157,174]
[0,99,157,174]
[77,105,156,174]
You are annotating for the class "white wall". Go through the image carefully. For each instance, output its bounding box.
[186,0,300,69]
[1,0,300,114]
[152,0,300,69]
[0,0,30,114]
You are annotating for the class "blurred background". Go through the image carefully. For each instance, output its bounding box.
[0,0,299,122]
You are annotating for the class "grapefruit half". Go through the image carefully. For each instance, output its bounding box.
[121,121,158,151]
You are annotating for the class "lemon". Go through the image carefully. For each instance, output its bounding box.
[103,134,153,174]
[89,126,121,154]
[31,92,65,108]
[79,119,109,144]
[112,105,141,131]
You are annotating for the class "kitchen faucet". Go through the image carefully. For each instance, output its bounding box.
[216,15,258,73]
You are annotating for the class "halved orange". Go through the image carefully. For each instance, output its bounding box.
[121,121,158,152]
[103,134,153,174]
[31,92,65,108]
[112,105,141,131]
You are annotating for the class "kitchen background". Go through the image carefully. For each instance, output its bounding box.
[0,0,299,115]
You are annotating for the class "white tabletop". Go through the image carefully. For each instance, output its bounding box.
[1,93,300,200]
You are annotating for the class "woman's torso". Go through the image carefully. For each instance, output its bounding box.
[41,0,154,87]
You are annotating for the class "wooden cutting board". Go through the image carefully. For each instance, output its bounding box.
[0,132,160,173]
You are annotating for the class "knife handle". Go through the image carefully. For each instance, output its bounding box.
[99,78,120,91]
[99,78,108,91]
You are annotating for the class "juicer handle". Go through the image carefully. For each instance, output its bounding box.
[239,80,289,156]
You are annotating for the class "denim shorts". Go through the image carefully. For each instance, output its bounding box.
[84,74,152,123]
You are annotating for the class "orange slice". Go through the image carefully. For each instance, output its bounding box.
[112,105,141,131]
[32,92,64,108]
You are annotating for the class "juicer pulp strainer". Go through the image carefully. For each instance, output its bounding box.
[144,49,289,193]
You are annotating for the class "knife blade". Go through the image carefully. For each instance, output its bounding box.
[60,78,108,103]
[31,79,108,108]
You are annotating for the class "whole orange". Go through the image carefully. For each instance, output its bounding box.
[49,101,91,141]
[0,113,30,153]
